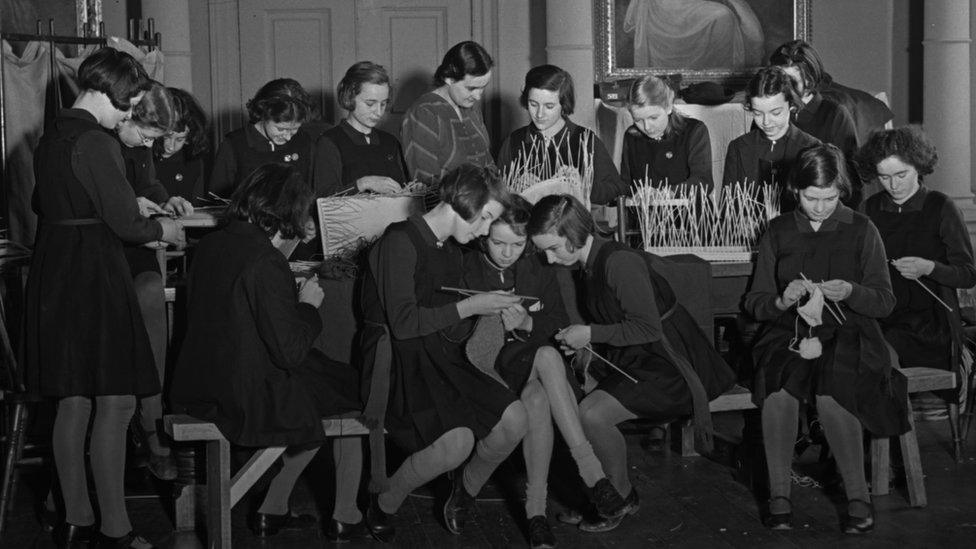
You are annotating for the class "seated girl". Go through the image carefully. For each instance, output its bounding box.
[858,126,976,421]
[209,78,314,198]
[723,67,820,209]
[497,65,627,206]
[170,164,364,540]
[359,164,527,541]
[154,87,209,203]
[527,194,735,533]
[620,75,713,192]
[313,61,407,197]
[744,144,908,534]
[462,194,629,548]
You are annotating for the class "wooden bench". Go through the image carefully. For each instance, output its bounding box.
[164,414,371,549]
[678,367,959,508]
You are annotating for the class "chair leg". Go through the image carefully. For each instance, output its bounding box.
[870,436,890,496]
[681,420,698,457]
[0,402,28,540]
[899,400,927,508]
[948,402,962,462]
[206,439,231,549]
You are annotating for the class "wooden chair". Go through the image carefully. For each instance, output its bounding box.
[164,413,372,549]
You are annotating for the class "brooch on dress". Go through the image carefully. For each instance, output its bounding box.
[174,173,183,181]
[665,151,673,159]
[284,153,300,162]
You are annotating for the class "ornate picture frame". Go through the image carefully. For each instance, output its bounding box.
[593,0,812,85]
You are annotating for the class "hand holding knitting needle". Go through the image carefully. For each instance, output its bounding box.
[555,325,591,355]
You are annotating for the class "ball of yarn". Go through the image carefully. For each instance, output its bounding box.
[798,337,822,359]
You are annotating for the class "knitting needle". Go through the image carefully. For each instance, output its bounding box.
[819,280,847,321]
[798,272,844,325]
[887,261,953,312]
[582,345,639,384]
[440,286,539,302]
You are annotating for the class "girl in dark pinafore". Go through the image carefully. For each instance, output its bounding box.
[527,194,734,533]
[26,47,184,548]
[745,144,909,534]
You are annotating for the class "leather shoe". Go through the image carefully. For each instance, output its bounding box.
[842,499,874,534]
[53,522,94,548]
[443,472,475,535]
[365,493,396,542]
[527,515,557,548]
[590,478,627,518]
[580,487,640,533]
[325,518,369,542]
[249,510,317,537]
[763,496,793,530]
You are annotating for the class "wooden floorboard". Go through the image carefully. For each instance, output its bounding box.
[4,415,975,548]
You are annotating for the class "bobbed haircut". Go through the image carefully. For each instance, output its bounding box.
[625,74,685,137]
[493,193,533,236]
[519,65,575,115]
[526,194,594,250]
[246,78,312,124]
[768,39,826,93]
[788,144,852,200]
[337,61,391,111]
[434,41,493,86]
[856,125,938,181]
[78,47,151,111]
[227,163,314,239]
[162,87,210,158]
[130,81,177,133]
[438,163,508,222]
[745,66,803,113]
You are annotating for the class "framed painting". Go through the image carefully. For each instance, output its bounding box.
[594,0,811,85]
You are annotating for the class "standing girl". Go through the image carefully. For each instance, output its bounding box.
[26,48,184,548]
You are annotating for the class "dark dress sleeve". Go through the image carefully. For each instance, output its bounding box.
[929,199,976,288]
[373,229,462,339]
[743,230,783,321]
[311,134,346,197]
[619,132,634,188]
[496,135,514,173]
[682,121,713,189]
[244,252,323,370]
[71,131,162,243]
[722,139,744,187]
[207,138,237,198]
[589,135,628,205]
[126,148,169,204]
[590,251,664,345]
[845,221,895,318]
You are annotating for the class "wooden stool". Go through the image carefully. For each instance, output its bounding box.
[870,366,958,508]
[164,414,372,548]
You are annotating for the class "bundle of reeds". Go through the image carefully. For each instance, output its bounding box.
[501,130,594,207]
[632,180,780,261]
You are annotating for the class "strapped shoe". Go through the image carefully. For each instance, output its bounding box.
[365,493,396,543]
[580,487,640,533]
[842,499,874,534]
[443,472,475,535]
[527,515,557,548]
[762,496,793,530]
[590,478,627,518]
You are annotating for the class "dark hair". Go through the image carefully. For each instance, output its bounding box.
[156,87,210,158]
[526,194,594,251]
[494,194,533,236]
[789,144,852,200]
[519,65,575,115]
[745,67,803,113]
[434,41,493,87]
[856,125,938,181]
[625,74,685,137]
[78,47,151,111]
[227,163,314,238]
[130,81,177,133]
[337,61,391,111]
[438,164,508,222]
[768,40,826,93]
[246,78,312,124]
